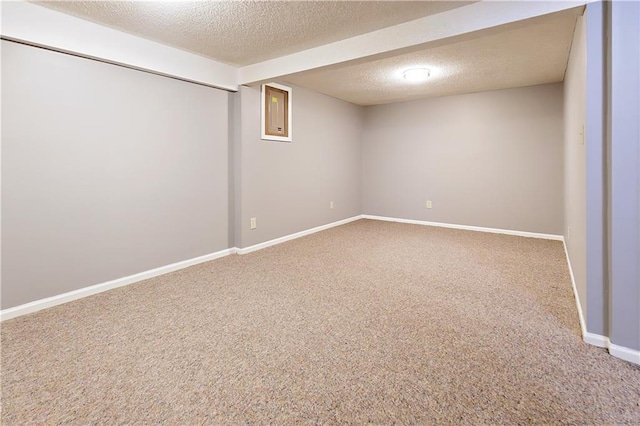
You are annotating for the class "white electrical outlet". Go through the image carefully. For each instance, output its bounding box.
[330,201,334,209]
[250,217,257,229]
[426,200,432,209]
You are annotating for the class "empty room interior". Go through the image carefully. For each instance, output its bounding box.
[1,0,640,423]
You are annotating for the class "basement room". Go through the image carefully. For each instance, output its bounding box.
[1,0,639,423]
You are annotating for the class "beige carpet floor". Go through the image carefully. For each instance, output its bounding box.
[1,219,639,424]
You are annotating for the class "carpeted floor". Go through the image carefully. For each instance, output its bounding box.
[2,219,639,424]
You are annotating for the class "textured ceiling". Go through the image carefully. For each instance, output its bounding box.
[36,1,471,66]
[283,7,583,106]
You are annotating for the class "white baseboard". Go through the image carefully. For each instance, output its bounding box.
[237,216,362,255]
[0,248,235,322]
[1,216,362,321]
[563,239,587,337]
[362,214,563,240]
[583,333,640,365]
[584,332,610,348]
[609,343,640,365]
[563,243,640,365]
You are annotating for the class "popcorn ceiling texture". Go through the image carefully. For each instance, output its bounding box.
[285,8,583,105]
[2,220,640,424]
[36,1,470,66]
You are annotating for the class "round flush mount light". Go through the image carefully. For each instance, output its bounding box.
[403,68,431,82]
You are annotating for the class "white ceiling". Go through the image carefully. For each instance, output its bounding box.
[32,1,582,105]
[283,7,583,105]
[36,1,471,66]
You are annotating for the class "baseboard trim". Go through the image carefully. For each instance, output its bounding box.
[362,215,563,240]
[563,239,587,337]
[583,333,640,365]
[584,332,610,348]
[0,248,235,322]
[609,344,640,365]
[237,216,362,255]
[1,216,362,321]
[562,242,640,365]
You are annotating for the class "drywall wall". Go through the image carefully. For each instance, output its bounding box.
[362,83,564,235]
[585,1,608,339]
[564,13,587,324]
[236,84,363,248]
[582,0,640,359]
[610,0,640,352]
[1,40,230,309]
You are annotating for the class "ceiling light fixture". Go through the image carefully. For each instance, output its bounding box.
[403,68,431,82]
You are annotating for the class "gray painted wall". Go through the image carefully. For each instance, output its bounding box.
[564,13,587,324]
[583,0,640,356]
[1,41,230,309]
[585,1,608,338]
[236,84,363,248]
[362,84,564,235]
[610,0,640,351]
